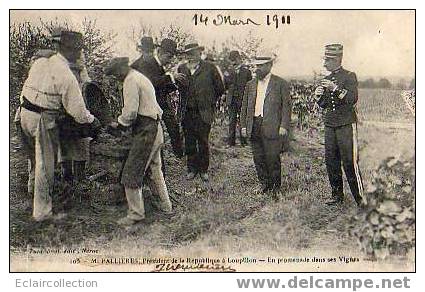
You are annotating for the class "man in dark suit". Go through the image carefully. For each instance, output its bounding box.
[178,43,225,181]
[225,50,252,147]
[132,36,155,64]
[315,44,366,207]
[130,38,185,158]
[241,54,291,196]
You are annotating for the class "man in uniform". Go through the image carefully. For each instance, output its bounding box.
[130,38,185,158]
[104,57,172,227]
[240,53,291,197]
[225,50,252,147]
[314,44,366,207]
[17,31,100,221]
[178,43,225,181]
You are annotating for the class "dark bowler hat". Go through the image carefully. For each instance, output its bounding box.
[103,57,129,76]
[138,36,155,52]
[229,50,241,61]
[182,43,205,53]
[157,38,178,56]
[324,44,343,59]
[50,28,83,50]
[59,31,83,50]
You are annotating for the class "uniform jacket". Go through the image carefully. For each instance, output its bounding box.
[130,56,177,108]
[317,67,358,127]
[178,60,225,125]
[225,66,252,108]
[241,74,291,139]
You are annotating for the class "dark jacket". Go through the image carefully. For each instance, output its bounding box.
[130,56,177,108]
[178,60,225,125]
[225,66,252,108]
[241,74,291,139]
[317,67,358,127]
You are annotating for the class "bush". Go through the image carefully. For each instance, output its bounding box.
[9,22,53,114]
[10,18,120,118]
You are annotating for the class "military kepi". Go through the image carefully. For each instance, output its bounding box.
[324,43,343,58]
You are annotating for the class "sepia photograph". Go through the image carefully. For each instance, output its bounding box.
[9,9,415,272]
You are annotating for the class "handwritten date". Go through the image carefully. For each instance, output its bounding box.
[193,14,290,29]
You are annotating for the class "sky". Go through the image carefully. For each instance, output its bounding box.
[10,10,415,79]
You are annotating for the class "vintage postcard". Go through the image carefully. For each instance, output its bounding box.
[9,9,415,272]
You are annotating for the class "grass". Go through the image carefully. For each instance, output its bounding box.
[9,88,415,272]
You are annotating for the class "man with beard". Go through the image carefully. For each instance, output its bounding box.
[130,38,185,158]
[178,43,225,181]
[240,53,291,198]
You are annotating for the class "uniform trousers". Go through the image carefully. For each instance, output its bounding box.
[324,123,366,205]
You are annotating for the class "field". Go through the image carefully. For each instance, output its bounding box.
[9,88,415,272]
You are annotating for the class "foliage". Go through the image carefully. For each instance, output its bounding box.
[350,157,415,260]
[290,82,322,130]
[9,22,53,112]
[10,18,120,117]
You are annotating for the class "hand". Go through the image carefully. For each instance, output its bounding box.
[314,86,324,96]
[320,79,337,91]
[279,127,288,137]
[241,127,247,138]
[108,121,119,129]
[91,116,102,130]
[173,73,187,83]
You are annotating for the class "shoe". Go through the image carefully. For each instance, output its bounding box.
[186,172,196,180]
[325,197,344,206]
[200,173,209,182]
[33,212,67,223]
[117,216,143,227]
[356,199,368,209]
[271,191,282,202]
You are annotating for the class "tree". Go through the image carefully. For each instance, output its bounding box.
[9,22,53,114]
[377,78,392,89]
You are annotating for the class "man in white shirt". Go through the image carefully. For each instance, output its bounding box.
[104,57,172,227]
[241,55,291,197]
[17,31,100,221]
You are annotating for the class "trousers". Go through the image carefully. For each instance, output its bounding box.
[228,101,246,146]
[250,117,282,192]
[20,108,60,221]
[124,123,172,220]
[324,123,366,205]
[183,108,212,174]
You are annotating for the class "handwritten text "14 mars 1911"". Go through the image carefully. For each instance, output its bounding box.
[192,14,291,29]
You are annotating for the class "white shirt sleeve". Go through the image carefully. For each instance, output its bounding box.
[60,71,94,124]
[118,75,140,127]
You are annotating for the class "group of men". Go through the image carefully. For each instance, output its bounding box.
[14,29,366,227]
